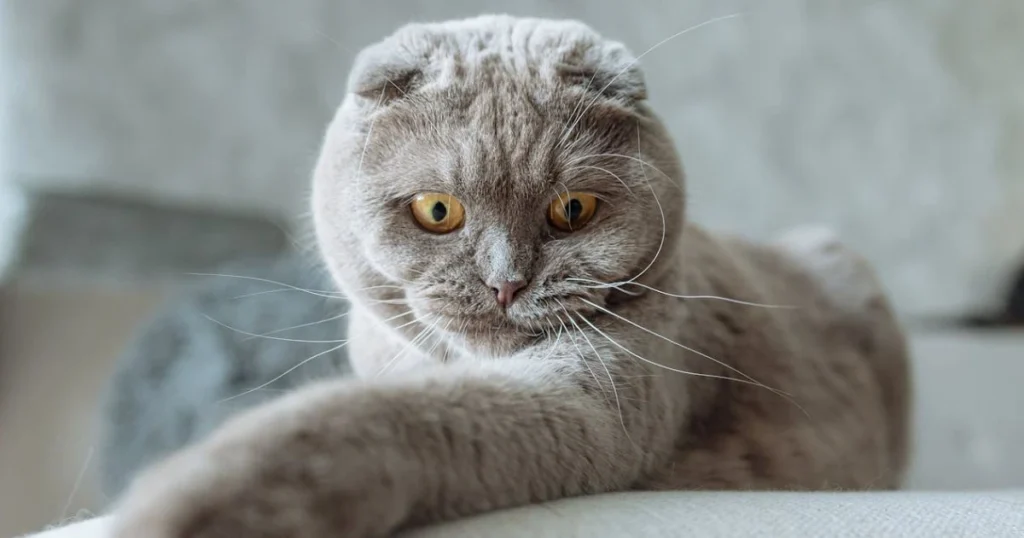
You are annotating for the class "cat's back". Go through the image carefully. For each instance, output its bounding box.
[658,225,911,490]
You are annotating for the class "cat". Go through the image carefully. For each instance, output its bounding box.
[98,254,351,499]
[110,15,911,537]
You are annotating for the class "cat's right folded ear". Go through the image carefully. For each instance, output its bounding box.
[555,39,647,103]
[347,42,424,104]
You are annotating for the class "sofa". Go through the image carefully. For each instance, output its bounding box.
[19,331,1024,537]
[22,489,1024,537]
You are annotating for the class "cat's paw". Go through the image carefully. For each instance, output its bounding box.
[109,409,410,537]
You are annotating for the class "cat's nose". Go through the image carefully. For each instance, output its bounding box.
[491,280,527,307]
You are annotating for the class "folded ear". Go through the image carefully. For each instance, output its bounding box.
[347,40,425,103]
[556,39,647,102]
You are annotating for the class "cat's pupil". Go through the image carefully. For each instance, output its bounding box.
[566,199,583,221]
[431,201,448,222]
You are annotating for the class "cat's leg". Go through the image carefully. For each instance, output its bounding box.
[108,320,683,538]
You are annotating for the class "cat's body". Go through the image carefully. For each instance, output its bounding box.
[112,15,910,537]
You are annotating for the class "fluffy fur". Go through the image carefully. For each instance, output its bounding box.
[111,16,910,537]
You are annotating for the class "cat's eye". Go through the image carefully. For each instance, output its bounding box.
[548,192,598,232]
[410,193,466,234]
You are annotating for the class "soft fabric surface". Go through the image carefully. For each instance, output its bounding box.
[25,490,1024,537]
[98,254,348,497]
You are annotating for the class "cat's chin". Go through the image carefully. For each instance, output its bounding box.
[426,313,549,357]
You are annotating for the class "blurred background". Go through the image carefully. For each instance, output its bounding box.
[0,1,1022,536]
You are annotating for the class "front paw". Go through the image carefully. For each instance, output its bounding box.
[110,417,411,537]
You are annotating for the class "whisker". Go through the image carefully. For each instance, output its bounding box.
[561,66,601,143]
[563,165,635,196]
[567,278,795,309]
[566,152,684,196]
[60,446,94,521]
[583,308,809,418]
[564,310,636,447]
[577,297,782,389]
[424,319,454,359]
[208,309,415,345]
[203,314,349,344]
[567,152,675,185]
[534,321,564,362]
[361,298,411,306]
[625,282,796,309]
[559,12,746,146]
[220,341,349,403]
[357,85,389,178]
[377,316,439,377]
[232,283,402,301]
[581,299,802,409]
[576,314,767,390]
[233,288,334,300]
[622,123,667,285]
[555,309,607,396]
[186,272,346,300]
[242,311,350,340]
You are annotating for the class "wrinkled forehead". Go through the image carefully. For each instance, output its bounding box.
[368,87,635,202]
[370,92,550,195]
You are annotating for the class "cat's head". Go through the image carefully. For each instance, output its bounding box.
[313,15,685,356]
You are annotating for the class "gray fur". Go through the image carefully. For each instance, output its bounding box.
[109,16,910,538]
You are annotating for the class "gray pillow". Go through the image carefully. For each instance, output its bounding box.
[98,253,351,499]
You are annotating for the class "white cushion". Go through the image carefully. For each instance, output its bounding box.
[25,490,1024,538]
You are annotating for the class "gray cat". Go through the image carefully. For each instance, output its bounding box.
[98,254,351,498]
[110,15,910,537]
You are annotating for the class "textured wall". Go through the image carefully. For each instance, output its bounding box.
[2,0,1022,315]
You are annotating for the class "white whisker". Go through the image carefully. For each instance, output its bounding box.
[232,288,337,300]
[576,314,759,388]
[203,314,349,344]
[565,311,636,447]
[579,298,784,392]
[357,85,388,178]
[568,278,795,309]
[377,316,439,377]
[555,309,607,396]
[626,282,796,308]
[534,321,564,362]
[424,319,454,359]
[563,165,635,196]
[60,446,94,521]
[559,12,746,145]
[581,304,809,417]
[232,283,401,301]
[242,311,350,340]
[220,341,350,403]
[622,123,668,285]
[567,152,674,184]
[186,272,346,300]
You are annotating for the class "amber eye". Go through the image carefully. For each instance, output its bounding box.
[410,193,466,234]
[548,192,598,232]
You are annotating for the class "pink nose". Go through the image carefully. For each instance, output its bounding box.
[493,280,527,307]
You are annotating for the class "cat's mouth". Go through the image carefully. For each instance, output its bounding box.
[422,296,600,337]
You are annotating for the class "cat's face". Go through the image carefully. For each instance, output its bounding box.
[313,16,685,355]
